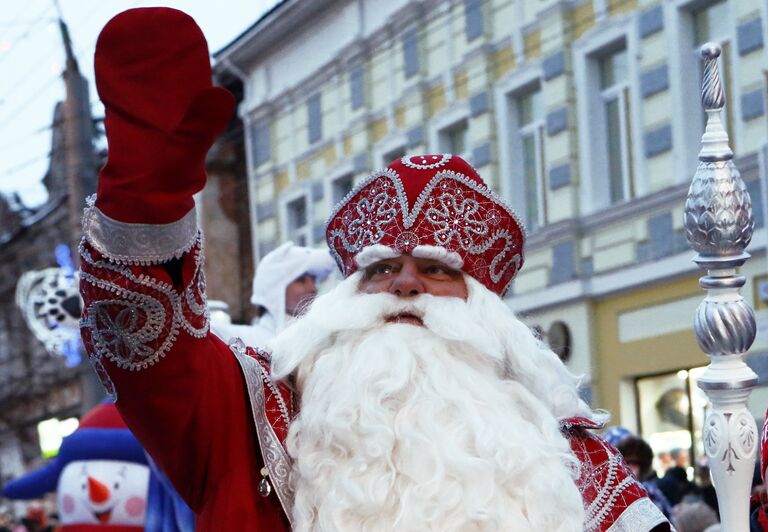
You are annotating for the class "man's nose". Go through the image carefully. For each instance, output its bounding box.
[389,267,424,297]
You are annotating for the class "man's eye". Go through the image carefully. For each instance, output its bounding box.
[370,264,393,275]
[425,265,448,275]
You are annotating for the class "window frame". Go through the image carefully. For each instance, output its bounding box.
[349,63,366,111]
[574,19,643,214]
[324,158,357,212]
[515,87,547,232]
[307,92,323,145]
[402,26,420,79]
[374,130,409,169]
[666,0,738,186]
[280,188,312,246]
[598,47,634,204]
[428,101,470,160]
[247,118,271,169]
[437,119,469,159]
[493,64,542,225]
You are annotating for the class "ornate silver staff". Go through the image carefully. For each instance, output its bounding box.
[684,43,758,531]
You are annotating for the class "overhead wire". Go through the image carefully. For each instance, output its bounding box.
[0,0,144,169]
[0,2,53,67]
[0,0,142,126]
[1,151,51,177]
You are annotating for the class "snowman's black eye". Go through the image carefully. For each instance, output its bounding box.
[114,482,120,490]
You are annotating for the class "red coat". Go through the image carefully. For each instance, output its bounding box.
[79,236,669,531]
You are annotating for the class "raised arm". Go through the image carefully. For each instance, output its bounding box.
[78,8,249,512]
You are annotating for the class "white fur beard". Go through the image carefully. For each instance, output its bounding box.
[270,275,592,532]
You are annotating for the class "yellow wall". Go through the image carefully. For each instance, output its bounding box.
[594,275,703,419]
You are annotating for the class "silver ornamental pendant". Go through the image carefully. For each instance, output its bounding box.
[259,467,272,497]
[259,478,272,497]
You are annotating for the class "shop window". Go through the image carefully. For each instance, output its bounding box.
[636,367,709,478]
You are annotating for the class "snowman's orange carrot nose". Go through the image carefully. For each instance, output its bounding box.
[87,476,110,504]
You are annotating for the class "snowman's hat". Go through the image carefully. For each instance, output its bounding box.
[2,403,146,499]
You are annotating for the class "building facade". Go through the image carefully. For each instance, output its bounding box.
[215,0,768,463]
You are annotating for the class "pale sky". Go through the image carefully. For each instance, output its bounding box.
[0,0,279,207]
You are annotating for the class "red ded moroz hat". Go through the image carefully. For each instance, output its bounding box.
[325,154,525,296]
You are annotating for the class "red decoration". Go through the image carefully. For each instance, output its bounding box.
[326,154,526,295]
[762,407,768,481]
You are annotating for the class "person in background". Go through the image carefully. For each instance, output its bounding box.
[211,242,335,347]
[658,449,698,506]
[670,500,719,532]
[617,436,672,518]
[672,448,691,469]
[658,451,674,475]
[696,460,719,518]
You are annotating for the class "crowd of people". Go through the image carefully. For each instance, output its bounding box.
[610,431,768,531]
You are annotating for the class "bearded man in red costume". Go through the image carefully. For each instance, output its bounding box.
[78,7,672,532]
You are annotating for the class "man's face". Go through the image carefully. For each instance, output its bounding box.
[285,273,318,316]
[358,254,468,319]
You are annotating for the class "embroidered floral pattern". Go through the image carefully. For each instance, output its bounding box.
[426,193,489,250]
[346,190,398,249]
[79,232,209,392]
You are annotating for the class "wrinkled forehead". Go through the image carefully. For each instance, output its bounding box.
[355,244,464,271]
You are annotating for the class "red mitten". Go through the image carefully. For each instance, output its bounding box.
[94,8,235,224]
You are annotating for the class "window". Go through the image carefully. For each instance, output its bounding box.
[285,195,310,245]
[382,146,406,167]
[331,174,354,204]
[464,0,483,41]
[598,46,634,204]
[516,88,546,231]
[635,367,710,476]
[307,93,322,144]
[248,120,270,167]
[691,1,733,140]
[402,28,420,78]
[350,64,365,110]
[438,120,468,158]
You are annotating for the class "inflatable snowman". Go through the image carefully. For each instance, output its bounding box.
[3,403,149,531]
